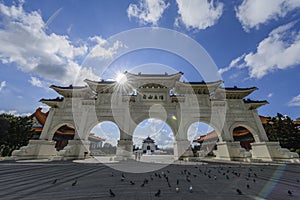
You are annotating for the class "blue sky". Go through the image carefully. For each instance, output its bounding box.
[0,0,299,147]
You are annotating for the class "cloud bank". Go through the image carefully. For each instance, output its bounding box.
[127,0,169,25]
[0,2,99,85]
[220,22,300,79]
[236,0,300,31]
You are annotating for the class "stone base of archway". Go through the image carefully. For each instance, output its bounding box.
[214,141,252,161]
[251,142,300,163]
[11,140,57,160]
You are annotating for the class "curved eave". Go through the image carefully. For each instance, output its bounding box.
[176,80,223,94]
[244,100,269,110]
[39,99,60,108]
[84,79,115,93]
[125,71,183,80]
[223,87,258,99]
[50,85,92,98]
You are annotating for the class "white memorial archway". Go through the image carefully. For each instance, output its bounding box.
[12,72,299,162]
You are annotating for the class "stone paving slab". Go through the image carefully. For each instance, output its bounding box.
[0,160,299,200]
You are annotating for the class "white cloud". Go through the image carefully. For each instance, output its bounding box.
[175,0,224,30]
[0,110,31,116]
[236,0,300,31]
[88,36,125,60]
[0,81,6,92]
[0,2,98,85]
[127,0,169,25]
[223,22,300,79]
[289,94,300,106]
[267,93,273,98]
[29,77,43,87]
[218,54,246,74]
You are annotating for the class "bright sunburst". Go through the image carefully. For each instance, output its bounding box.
[115,72,127,84]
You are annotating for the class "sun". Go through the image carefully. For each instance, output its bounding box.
[115,72,127,84]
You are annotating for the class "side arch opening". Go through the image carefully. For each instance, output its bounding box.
[51,123,75,151]
[188,122,218,157]
[232,126,255,151]
[89,121,120,156]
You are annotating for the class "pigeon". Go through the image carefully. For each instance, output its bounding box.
[186,176,191,182]
[72,180,77,186]
[140,183,145,187]
[288,190,293,196]
[155,189,161,197]
[177,179,179,185]
[144,178,149,184]
[246,184,250,189]
[52,179,58,184]
[121,177,125,182]
[130,181,135,185]
[189,185,193,193]
[226,175,230,180]
[297,179,299,183]
[110,172,114,177]
[236,188,242,195]
[168,182,171,187]
[214,176,217,180]
[175,187,179,193]
[109,189,115,197]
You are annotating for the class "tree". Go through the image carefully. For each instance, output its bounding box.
[0,114,33,156]
[264,113,300,149]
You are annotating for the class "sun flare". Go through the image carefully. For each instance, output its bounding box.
[115,73,127,84]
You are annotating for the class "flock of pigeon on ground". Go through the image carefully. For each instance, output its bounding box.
[50,163,298,198]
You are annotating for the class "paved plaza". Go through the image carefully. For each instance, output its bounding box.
[0,157,299,199]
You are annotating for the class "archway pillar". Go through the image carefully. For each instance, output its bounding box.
[174,140,193,160]
[39,108,56,140]
[214,141,252,161]
[251,110,269,142]
[115,139,133,160]
[11,107,58,160]
[115,127,134,160]
[173,119,193,160]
